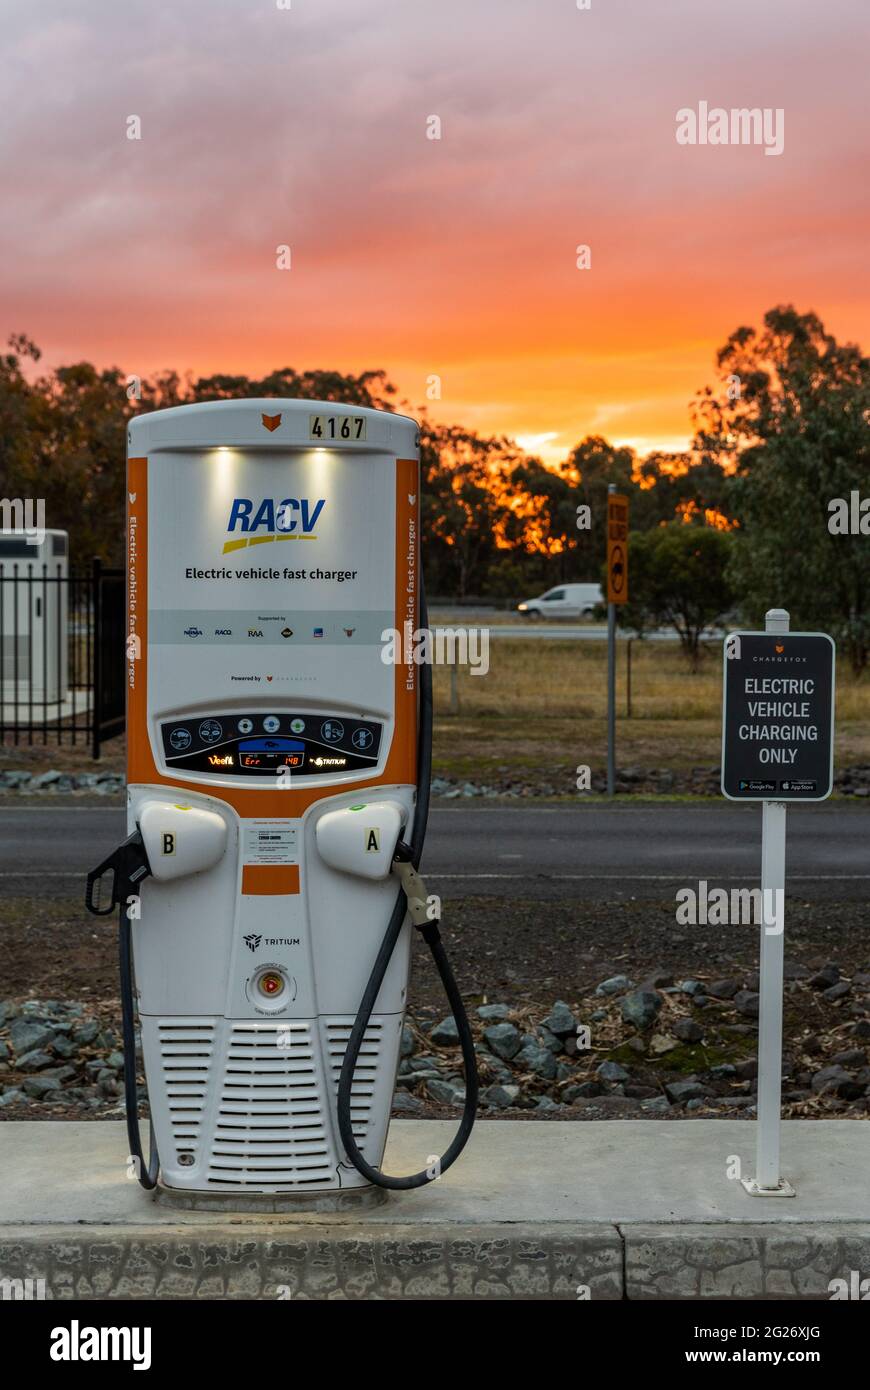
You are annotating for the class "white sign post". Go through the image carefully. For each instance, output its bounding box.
[721,607,836,1198]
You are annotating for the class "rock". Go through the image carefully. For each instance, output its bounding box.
[641,1096,671,1113]
[809,964,840,990]
[534,1096,562,1111]
[391,1091,424,1113]
[642,970,674,989]
[590,1009,607,1022]
[430,1017,460,1046]
[477,1004,510,1021]
[0,1001,20,1028]
[811,1065,861,1098]
[22,1075,65,1098]
[678,979,705,996]
[16,1049,55,1073]
[822,981,851,1003]
[706,978,742,1000]
[540,1000,577,1038]
[476,1049,514,1084]
[708,1064,737,1080]
[400,1025,415,1057]
[563,1081,602,1102]
[31,770,61,788]
[735,1058,758,1080]
[51,1034,78,1059]
[515,1042,557,1080]
[9,1018,56,1055]
[595,975,633,996]
[71,1020,100,1046]
[649,1033,679,1056]
[666,1080,709,1104]
[620,990,663,1030]
[833,1049,867,1068]
[106,1051,126,1070]
[482,1084,521,1109]
[673,1018,704,1043]
[733,990,760,1018]
[596,1060,630,1082]
[0,1088,26,1107]
[425,1078,463,1105]
[483,1022,522,1061]
[537,1027,563,1054]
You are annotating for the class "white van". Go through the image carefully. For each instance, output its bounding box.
[517,582,603,619]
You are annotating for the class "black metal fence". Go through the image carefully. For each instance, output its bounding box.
[0,555,125,759]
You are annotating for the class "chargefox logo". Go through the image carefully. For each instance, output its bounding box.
[262,413,282,432]
[223,497,326,554]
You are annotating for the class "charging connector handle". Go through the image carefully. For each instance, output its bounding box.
[391,846,435,928]
[85,831,160,1191]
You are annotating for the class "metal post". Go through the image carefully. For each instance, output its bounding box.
[626,637,632,718]
[606,484,616,795]
[742,607,795,1198]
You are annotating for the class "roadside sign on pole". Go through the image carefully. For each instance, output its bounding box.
[606,493,629,604]
[721,631,835,801]
[722,612,836,1200]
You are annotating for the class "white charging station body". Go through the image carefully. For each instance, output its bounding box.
[126,399,420,1194]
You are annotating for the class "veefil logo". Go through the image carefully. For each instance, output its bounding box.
[223,497,326,554]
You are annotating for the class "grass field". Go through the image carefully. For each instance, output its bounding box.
[431,637,870,780]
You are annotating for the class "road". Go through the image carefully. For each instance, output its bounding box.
[0,801,866,900]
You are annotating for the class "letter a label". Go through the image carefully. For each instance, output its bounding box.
[365,828,380,853]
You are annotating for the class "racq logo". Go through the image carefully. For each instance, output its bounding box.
[223,497,326,555]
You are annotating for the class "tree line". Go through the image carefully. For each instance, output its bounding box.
[0,306,867,670]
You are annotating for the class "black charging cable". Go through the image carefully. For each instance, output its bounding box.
[336,581,479,1188]
[86,832,160,1190]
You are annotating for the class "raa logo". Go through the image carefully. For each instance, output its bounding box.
[261,413,282,432]
[244,933,262,952]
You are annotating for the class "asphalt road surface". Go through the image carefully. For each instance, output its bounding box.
[0,801,866,900]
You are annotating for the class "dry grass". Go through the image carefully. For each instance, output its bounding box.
[433,638,870,773]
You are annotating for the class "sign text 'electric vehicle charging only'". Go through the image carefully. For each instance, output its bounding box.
[721,631,835,801]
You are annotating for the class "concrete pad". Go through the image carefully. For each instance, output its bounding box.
[1,1120,868,1298]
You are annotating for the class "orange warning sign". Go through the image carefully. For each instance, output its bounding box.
[607,494,629,604]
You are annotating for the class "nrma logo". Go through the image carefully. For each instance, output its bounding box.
[223,497,326,555]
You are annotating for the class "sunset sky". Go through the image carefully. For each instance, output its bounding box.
[2,0,868,464]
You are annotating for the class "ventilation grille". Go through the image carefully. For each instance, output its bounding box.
[207,1021,333,1188]
[153,1016,391,1191]
[157,1023,216,1148]
[325,1019,384,1145]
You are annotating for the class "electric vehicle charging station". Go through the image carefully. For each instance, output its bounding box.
[86,399,477,1200]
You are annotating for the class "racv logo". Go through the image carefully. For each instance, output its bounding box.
[223,497,326,554]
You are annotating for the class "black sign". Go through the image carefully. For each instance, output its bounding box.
[721,632,835,801]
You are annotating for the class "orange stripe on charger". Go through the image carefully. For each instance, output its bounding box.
[242,864,300,895]
[127,455,419,816]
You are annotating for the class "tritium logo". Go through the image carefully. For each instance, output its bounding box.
[223,497,326,554]
[244,933,262,952]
